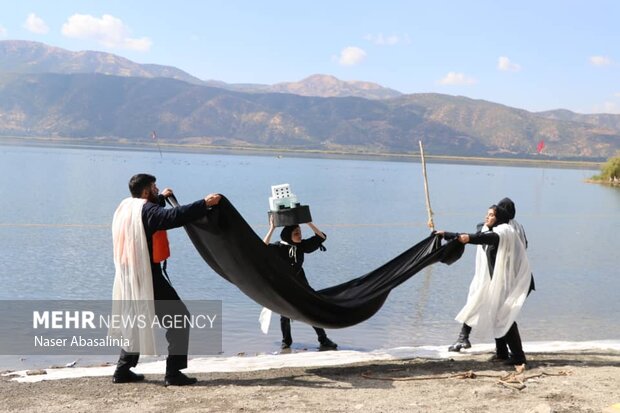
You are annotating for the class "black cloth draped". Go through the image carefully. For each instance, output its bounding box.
[171,195,464,329]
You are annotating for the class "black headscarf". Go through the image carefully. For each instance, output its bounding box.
[497,197,516,220]
[491,204,510,226]
[280,225,300,245]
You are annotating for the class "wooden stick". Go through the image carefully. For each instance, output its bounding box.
[419,141,435,231]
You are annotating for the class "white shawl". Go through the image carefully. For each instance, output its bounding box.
[510,219,527,248]
[109,197,157,355]
[455,223,532,338]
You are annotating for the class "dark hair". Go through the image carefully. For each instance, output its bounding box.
[128,174,156,198]
[497,197,516,220]
[280,225,300,244]
[490,204,510,227]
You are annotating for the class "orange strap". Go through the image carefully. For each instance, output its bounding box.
[152,230,170,263]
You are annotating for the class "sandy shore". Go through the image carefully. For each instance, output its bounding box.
[2,350,619,413]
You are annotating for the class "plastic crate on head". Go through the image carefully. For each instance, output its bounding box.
[268,183,312,227]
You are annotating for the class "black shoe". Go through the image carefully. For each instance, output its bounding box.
[488,354,510,362]
[165,372,198,386]
[112,370,145,384]
[319,338,338,350]
[281,341,291,349]
[503,356,527,366]
[448,337,471,352]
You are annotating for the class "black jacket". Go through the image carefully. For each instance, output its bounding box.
[269,234,326,284]
[141,195,210,298]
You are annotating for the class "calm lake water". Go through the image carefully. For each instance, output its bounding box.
[0,143,618,365]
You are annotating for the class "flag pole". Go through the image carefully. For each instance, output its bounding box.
[151,131,163,158]
[419,141,435,231]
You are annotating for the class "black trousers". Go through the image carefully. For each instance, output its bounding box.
[458,322,524,361]
[496,322,525,361]
[280,316,327,345]
[494,278,534,358]
[115,266,190,376]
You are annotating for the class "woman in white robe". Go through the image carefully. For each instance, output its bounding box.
[439,204,532,365]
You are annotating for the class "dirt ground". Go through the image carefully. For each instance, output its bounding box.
[2,351,619,413]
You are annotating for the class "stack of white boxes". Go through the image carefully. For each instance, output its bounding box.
[267,183,312,227]
[269,183,299,211]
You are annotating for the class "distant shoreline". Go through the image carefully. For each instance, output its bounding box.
[0,136,603,170]
[584,178,620,187]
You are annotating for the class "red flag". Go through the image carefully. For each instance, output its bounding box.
[536,140,545,153]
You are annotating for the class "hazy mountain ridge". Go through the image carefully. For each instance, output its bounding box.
[0,40,203,84]
[392,94,620,158]
[0,40,400,100]
[537,109,620,132]
[1,72,618,159]
[0,40,619,159]
[269,74,402,99]
[205,74,402,100]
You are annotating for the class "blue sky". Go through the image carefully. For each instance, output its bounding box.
[1,1,619,114]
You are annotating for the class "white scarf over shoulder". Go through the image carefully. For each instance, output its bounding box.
[455,223,532,338]
[109,197,157,355]
[510,219,527,247]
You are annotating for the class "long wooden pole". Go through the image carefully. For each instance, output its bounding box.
[419,141,435,231]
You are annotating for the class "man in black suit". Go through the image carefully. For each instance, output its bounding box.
[111,173,220,386]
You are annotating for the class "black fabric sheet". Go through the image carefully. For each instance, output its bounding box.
[172,195,464,329]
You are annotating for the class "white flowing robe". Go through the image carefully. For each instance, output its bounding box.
[455,223,532,338]
[109,197,157,355]
[510,219,528,248]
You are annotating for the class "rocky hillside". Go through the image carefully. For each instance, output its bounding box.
[1,72,618,159]
[0,41,403,100]
[205,74,402,100]
[537,109,620,133]
[0,40,202,84]
[1,40,619,159]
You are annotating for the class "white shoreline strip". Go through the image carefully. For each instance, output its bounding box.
[5,340,620,383]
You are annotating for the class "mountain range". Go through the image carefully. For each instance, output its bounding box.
[0,40,618,160]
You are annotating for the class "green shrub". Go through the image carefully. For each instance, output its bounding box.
[593,154,620,181]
